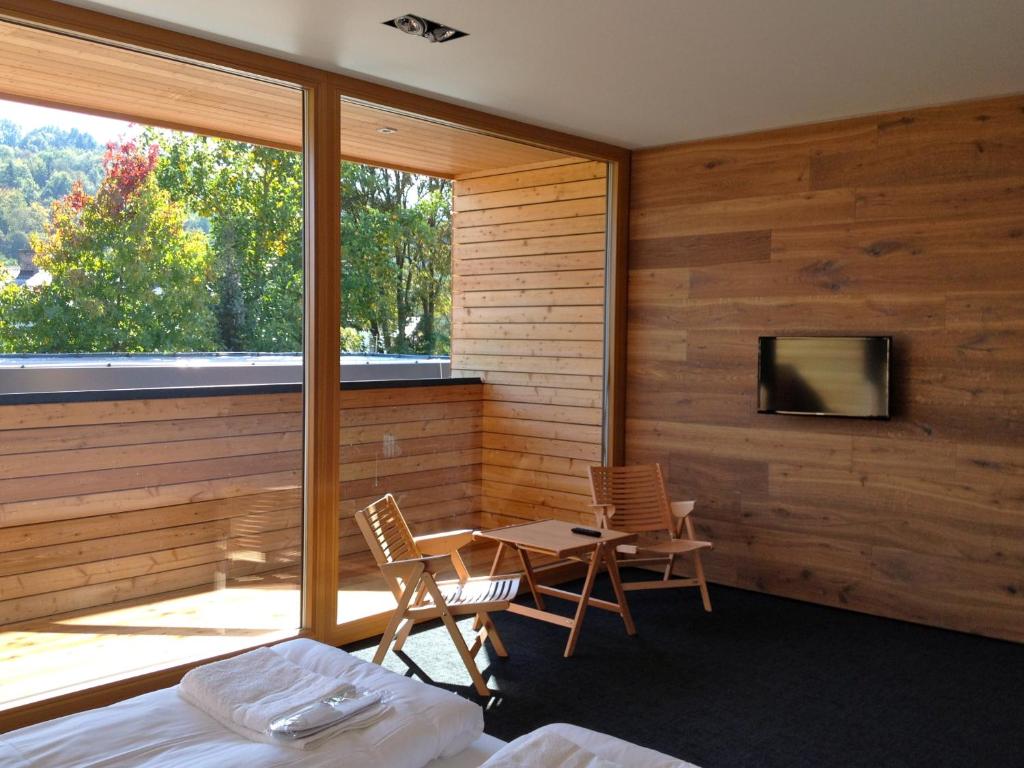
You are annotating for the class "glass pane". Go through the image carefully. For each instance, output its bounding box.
[336,101,465,624]
[0,21,305,710]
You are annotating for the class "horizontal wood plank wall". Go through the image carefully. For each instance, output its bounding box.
[0,383,482,627]
[451,158,608,529]
[627,94,1024,643]
[338,383,482,578]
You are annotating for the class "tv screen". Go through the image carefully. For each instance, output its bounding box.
[758,336,891,419]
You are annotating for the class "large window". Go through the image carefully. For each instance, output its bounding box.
[0,20,307,712]
[0,104,305,356]
[0,101,454,393]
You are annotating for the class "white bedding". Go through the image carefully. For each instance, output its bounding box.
[0,638,483,768]
[486,723,697,768]
[426,734,506,768]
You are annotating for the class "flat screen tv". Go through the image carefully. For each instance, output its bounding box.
[758,336,891,419]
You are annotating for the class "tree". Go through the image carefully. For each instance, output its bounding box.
[340,164,451,354]
[152,131,304,352]
[0,119,18,148]
[40,170,74,201]
[0,188,46,261]
[1,140,216,352]
[0,120,454,356]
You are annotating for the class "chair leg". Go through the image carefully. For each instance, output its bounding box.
[392,617,415,652]
[373,604,408,665]
[693,551,712,612]
[474,543,506,631]
[422,577,491,696]
[479,612,508,657]
[373,573,420,665]
[663,553,677,580]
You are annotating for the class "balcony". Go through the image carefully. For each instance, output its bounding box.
[0,376,485,710]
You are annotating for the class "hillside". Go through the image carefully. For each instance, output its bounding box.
[0,119,104,264]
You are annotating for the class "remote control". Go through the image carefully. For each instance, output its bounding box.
[571,526,602,537]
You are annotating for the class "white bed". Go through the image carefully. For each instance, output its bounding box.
[1,638,487,768]
[0,639,692,768]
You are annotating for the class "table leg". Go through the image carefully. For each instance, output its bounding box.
[564,543,603,657]
[474,542,507,631]
[517,547,546,610]
[603,543,637,636]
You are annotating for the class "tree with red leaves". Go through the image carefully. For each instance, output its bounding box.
[1,139,216,352]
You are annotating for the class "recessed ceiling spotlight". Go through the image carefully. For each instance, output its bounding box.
[383,14,467,44]
[393,14,426,36]
[377,126,398,134]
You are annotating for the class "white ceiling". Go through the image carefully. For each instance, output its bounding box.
[58,0,1024,149]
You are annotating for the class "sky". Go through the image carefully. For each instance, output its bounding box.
[1,98,137,143]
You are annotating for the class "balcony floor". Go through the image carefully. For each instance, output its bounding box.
[0,554,395,713]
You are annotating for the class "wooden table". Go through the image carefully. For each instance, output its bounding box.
[475,519,638,657]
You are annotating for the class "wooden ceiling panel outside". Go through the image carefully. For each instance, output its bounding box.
[0,20,302,150]
[0,20,573,176]
[338,100,571,177]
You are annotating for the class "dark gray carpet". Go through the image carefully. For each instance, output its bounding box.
[346,573,1024,767]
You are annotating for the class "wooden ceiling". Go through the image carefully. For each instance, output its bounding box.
[0,19,573,177]
[337,100,570,178]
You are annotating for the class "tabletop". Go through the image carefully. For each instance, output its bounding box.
[476,519,637,559]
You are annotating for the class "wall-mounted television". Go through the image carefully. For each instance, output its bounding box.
[757,336,892,419]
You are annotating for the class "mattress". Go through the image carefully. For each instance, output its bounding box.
[0,638,484,768]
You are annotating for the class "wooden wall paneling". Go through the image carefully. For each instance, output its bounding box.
[336,382,483,622]
[0,396,305,625]
[452,158,610,527]
[627,93,1024,643]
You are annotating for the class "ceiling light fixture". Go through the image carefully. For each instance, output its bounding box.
[376,126,398,134]
[383,14,467,44]
[393,14,426,36]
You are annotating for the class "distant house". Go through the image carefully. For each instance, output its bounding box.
[12,249,51,288]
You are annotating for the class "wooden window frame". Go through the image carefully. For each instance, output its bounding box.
[0,0,630,729]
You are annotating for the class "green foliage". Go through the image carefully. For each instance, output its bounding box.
[151,131,304,352]
[0,115,452,356]
[0,187,46,262]
[0,141,216,352]
[0,117,104,263]
[341,165,451,354]
[339,326,364,352]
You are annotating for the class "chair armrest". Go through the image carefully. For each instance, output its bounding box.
[414,529,476,555]
[670,500,696,519]
[380,554,453,576]
[589,502,614,528]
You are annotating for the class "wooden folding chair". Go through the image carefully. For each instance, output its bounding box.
[354,494,520,696]
[588,464,712,611]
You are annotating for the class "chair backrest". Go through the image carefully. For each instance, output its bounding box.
[354,494,420,567]
[588,464,674,534]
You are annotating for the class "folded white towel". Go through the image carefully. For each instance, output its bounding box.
[180,684,390,751]
[178,646,350,733]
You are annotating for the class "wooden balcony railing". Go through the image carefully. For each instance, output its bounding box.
[0,379,482,710]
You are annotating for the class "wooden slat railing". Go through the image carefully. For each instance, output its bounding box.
[0,381,482,626]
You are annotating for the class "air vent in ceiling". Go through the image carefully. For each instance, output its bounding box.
[383,14,467,44]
